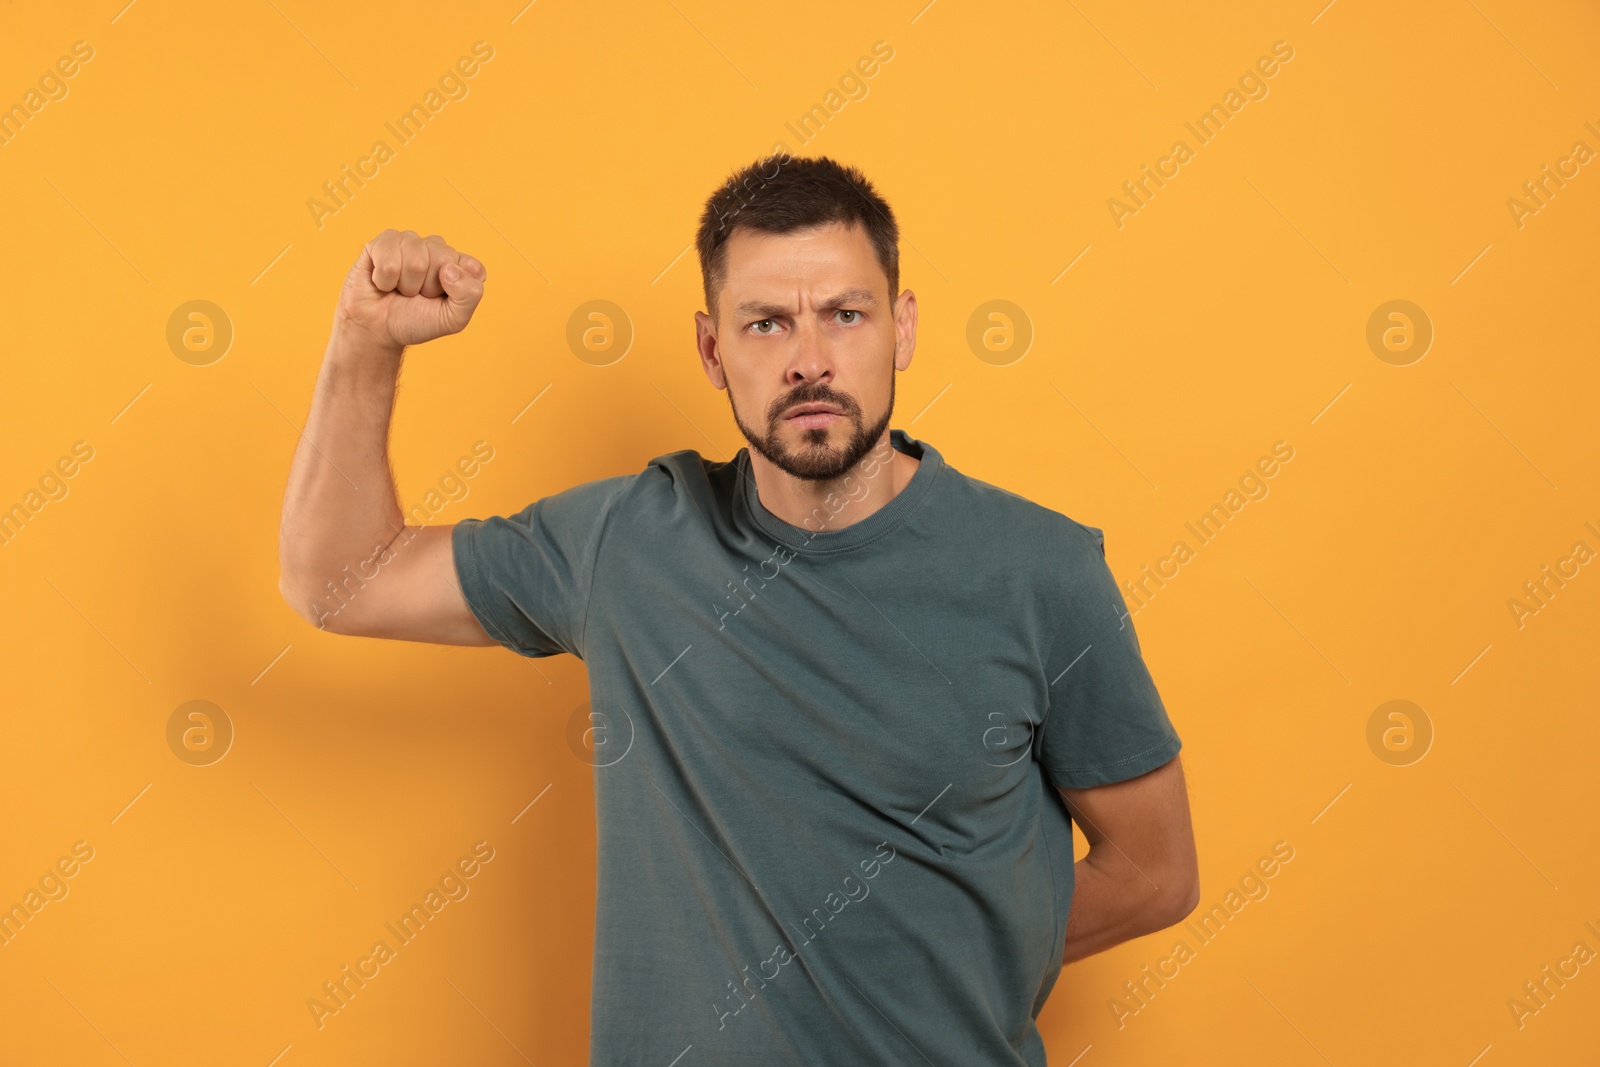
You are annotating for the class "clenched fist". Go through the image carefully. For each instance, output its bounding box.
[335,229,487,353]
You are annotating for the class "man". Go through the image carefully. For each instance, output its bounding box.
[278,154,1199,1065]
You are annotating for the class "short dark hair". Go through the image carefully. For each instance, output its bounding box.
[695,154,900,320]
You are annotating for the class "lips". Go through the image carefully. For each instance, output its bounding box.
[785,404,843,419]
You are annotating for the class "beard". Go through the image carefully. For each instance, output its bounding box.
[728,367,895,482]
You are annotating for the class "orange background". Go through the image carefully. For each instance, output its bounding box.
[3,1,1598,1063]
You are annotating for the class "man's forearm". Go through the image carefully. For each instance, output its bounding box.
[1061,848,1186,965]
[277,322,409,621]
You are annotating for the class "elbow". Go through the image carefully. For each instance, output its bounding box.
[278,571,339,633]
[277,573,317,628]
[1154,868,1201,928]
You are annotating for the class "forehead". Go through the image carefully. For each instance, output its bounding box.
[718,221,885,302]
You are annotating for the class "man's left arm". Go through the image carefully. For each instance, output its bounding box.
[1057,753,1199,964]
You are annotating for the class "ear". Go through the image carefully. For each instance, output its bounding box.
[695,309,727,389]
[892,289,918,372]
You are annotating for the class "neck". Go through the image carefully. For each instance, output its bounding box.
[748,431,918,532]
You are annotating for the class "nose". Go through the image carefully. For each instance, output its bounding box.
[787,318,833,386]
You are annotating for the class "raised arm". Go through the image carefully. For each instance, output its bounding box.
[277,229,495,645]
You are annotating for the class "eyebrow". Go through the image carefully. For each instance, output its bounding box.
[734,287,878,319]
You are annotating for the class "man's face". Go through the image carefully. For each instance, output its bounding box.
[694,220,916,482]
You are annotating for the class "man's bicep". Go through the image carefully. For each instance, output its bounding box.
[1059,754,1197,906]
[311,523,499,646]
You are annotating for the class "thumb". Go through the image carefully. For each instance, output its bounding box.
[437,260,485,333]
[345,243,378,292]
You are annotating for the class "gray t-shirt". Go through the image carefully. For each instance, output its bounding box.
[452,427,1182,1065]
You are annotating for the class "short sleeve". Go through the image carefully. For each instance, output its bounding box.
[1036,522,1182,789]
[451,474,632,659]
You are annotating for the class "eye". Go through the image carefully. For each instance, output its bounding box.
[836,309,861,324]
[750,319,778,335]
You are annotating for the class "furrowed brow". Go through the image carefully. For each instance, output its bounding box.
[734,288,878,319]
[821,287,878,310]
[735,299,793,319]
